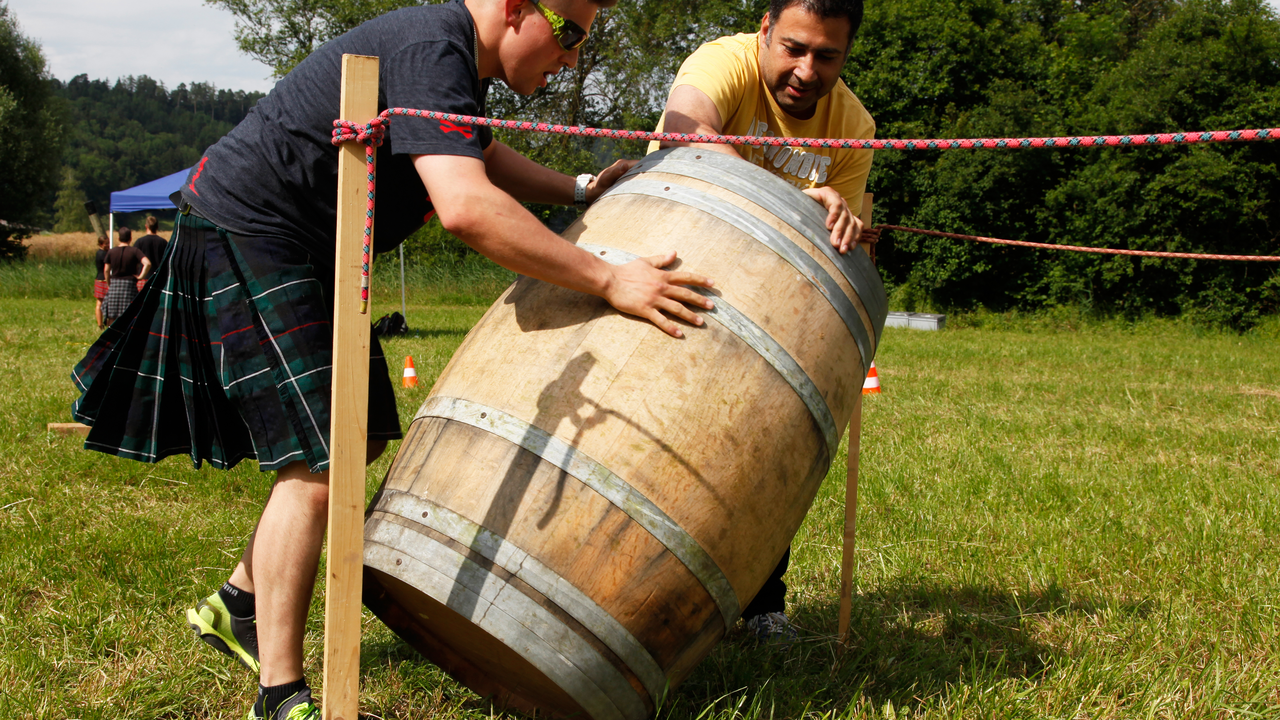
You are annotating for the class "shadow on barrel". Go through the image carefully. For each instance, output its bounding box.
[445,352,600,617]
[445,349,728,618]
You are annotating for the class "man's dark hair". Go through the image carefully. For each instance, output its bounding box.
[767,0,864,46]
[118,227,132,244]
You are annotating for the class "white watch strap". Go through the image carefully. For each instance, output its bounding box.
[575,173,596,207]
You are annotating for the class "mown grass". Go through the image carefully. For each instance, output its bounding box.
[1,279,1279,719]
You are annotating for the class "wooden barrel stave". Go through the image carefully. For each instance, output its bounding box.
[364,148,888,718]
[424,274,830,606]
[376,414,724,666]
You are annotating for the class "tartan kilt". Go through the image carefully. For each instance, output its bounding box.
[103,277,138,320]
[71,212,402,473]
[93,280,109,300]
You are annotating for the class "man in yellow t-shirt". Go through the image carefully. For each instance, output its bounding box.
[649,0,875,642]
[649,0,875,254]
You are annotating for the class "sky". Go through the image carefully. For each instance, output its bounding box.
[7,0,1280,97]
[6,0,277,94]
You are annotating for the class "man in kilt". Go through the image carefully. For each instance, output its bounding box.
[70,0,714,717]
[101,226,151,325]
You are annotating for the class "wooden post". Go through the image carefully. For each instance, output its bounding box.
[859,193,875,262]
[324,53,379,720]
[839,194,874,648]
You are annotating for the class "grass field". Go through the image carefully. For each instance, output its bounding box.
[1,271,1279,718]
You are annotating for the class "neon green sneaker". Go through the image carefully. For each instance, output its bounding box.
[247,690,321,720]
[185,592,260,672]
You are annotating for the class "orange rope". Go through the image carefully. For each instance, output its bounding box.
[877,225,1280,262]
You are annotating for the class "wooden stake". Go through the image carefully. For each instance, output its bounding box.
[323,53,379,720]
[839,194,874,648]
[859,192,875,262]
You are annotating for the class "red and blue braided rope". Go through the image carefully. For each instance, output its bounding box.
[331,117,387,313]
[332,110,1280,308]
[385,108,1277,150]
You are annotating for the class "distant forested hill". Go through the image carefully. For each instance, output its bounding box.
[49,75,265,230]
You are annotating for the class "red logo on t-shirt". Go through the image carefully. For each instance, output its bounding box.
[439,120,474,139]
[188,156,209,195]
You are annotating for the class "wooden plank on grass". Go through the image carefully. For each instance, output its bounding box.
[47,423,91,437]
[323,52,379,720]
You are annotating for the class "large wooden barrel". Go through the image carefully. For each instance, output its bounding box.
[362,147,888,720]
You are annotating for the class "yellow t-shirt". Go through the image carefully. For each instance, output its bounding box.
[648,32,876,210]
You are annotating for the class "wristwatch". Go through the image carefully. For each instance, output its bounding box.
[574,173,596,208]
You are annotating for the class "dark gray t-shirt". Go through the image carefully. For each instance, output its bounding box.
[134,234,168,267]
[182,0,492,257]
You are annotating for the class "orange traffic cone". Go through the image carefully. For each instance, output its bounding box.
[403,356,418,388]
[862,361,881,395]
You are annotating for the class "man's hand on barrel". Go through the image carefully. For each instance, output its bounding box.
[584,159,640,204]
[602,251,715,339]
[802,186,862,253]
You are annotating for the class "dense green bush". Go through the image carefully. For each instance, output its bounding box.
[853,0,1280,328]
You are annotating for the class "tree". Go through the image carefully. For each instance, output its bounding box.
[51,74,267,219]
[0,2,62,259]
[52,168,92,233]
[852,0,1280,328]
[206,0,421,77]
[204,0,1280,326]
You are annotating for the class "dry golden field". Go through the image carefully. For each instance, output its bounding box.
[23,230,173,261]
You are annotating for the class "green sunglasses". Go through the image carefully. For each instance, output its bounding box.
[529,0,589,50]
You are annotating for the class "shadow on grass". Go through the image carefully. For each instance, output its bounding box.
[389,328,473,341]
[354,581,1151,718]
[662,580,1151,718]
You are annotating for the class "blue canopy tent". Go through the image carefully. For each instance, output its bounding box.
[109,167,190,213]
[106,168,191,247]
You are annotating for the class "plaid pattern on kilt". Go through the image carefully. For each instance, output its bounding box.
[103,277,138,320]
[71,212,401,472]
[93,280,108,300]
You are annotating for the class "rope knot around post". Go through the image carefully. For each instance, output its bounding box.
[331,112,391,313]
[331,115,389,147]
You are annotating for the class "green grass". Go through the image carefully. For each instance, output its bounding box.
[1,290,1279,719]
[0,259,95,300]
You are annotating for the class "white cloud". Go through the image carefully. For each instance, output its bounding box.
[6,0,276,93]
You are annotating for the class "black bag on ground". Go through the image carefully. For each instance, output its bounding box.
[373,311,409,337]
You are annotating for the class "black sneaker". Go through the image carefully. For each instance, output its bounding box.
[247,689,321,720]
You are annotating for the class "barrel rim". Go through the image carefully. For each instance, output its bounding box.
[371,487,670,701]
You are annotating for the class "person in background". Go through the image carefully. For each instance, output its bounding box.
[101,227,151,324]
[133,215,168,291]
[93,235,109,329]
[649,0,876,643]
